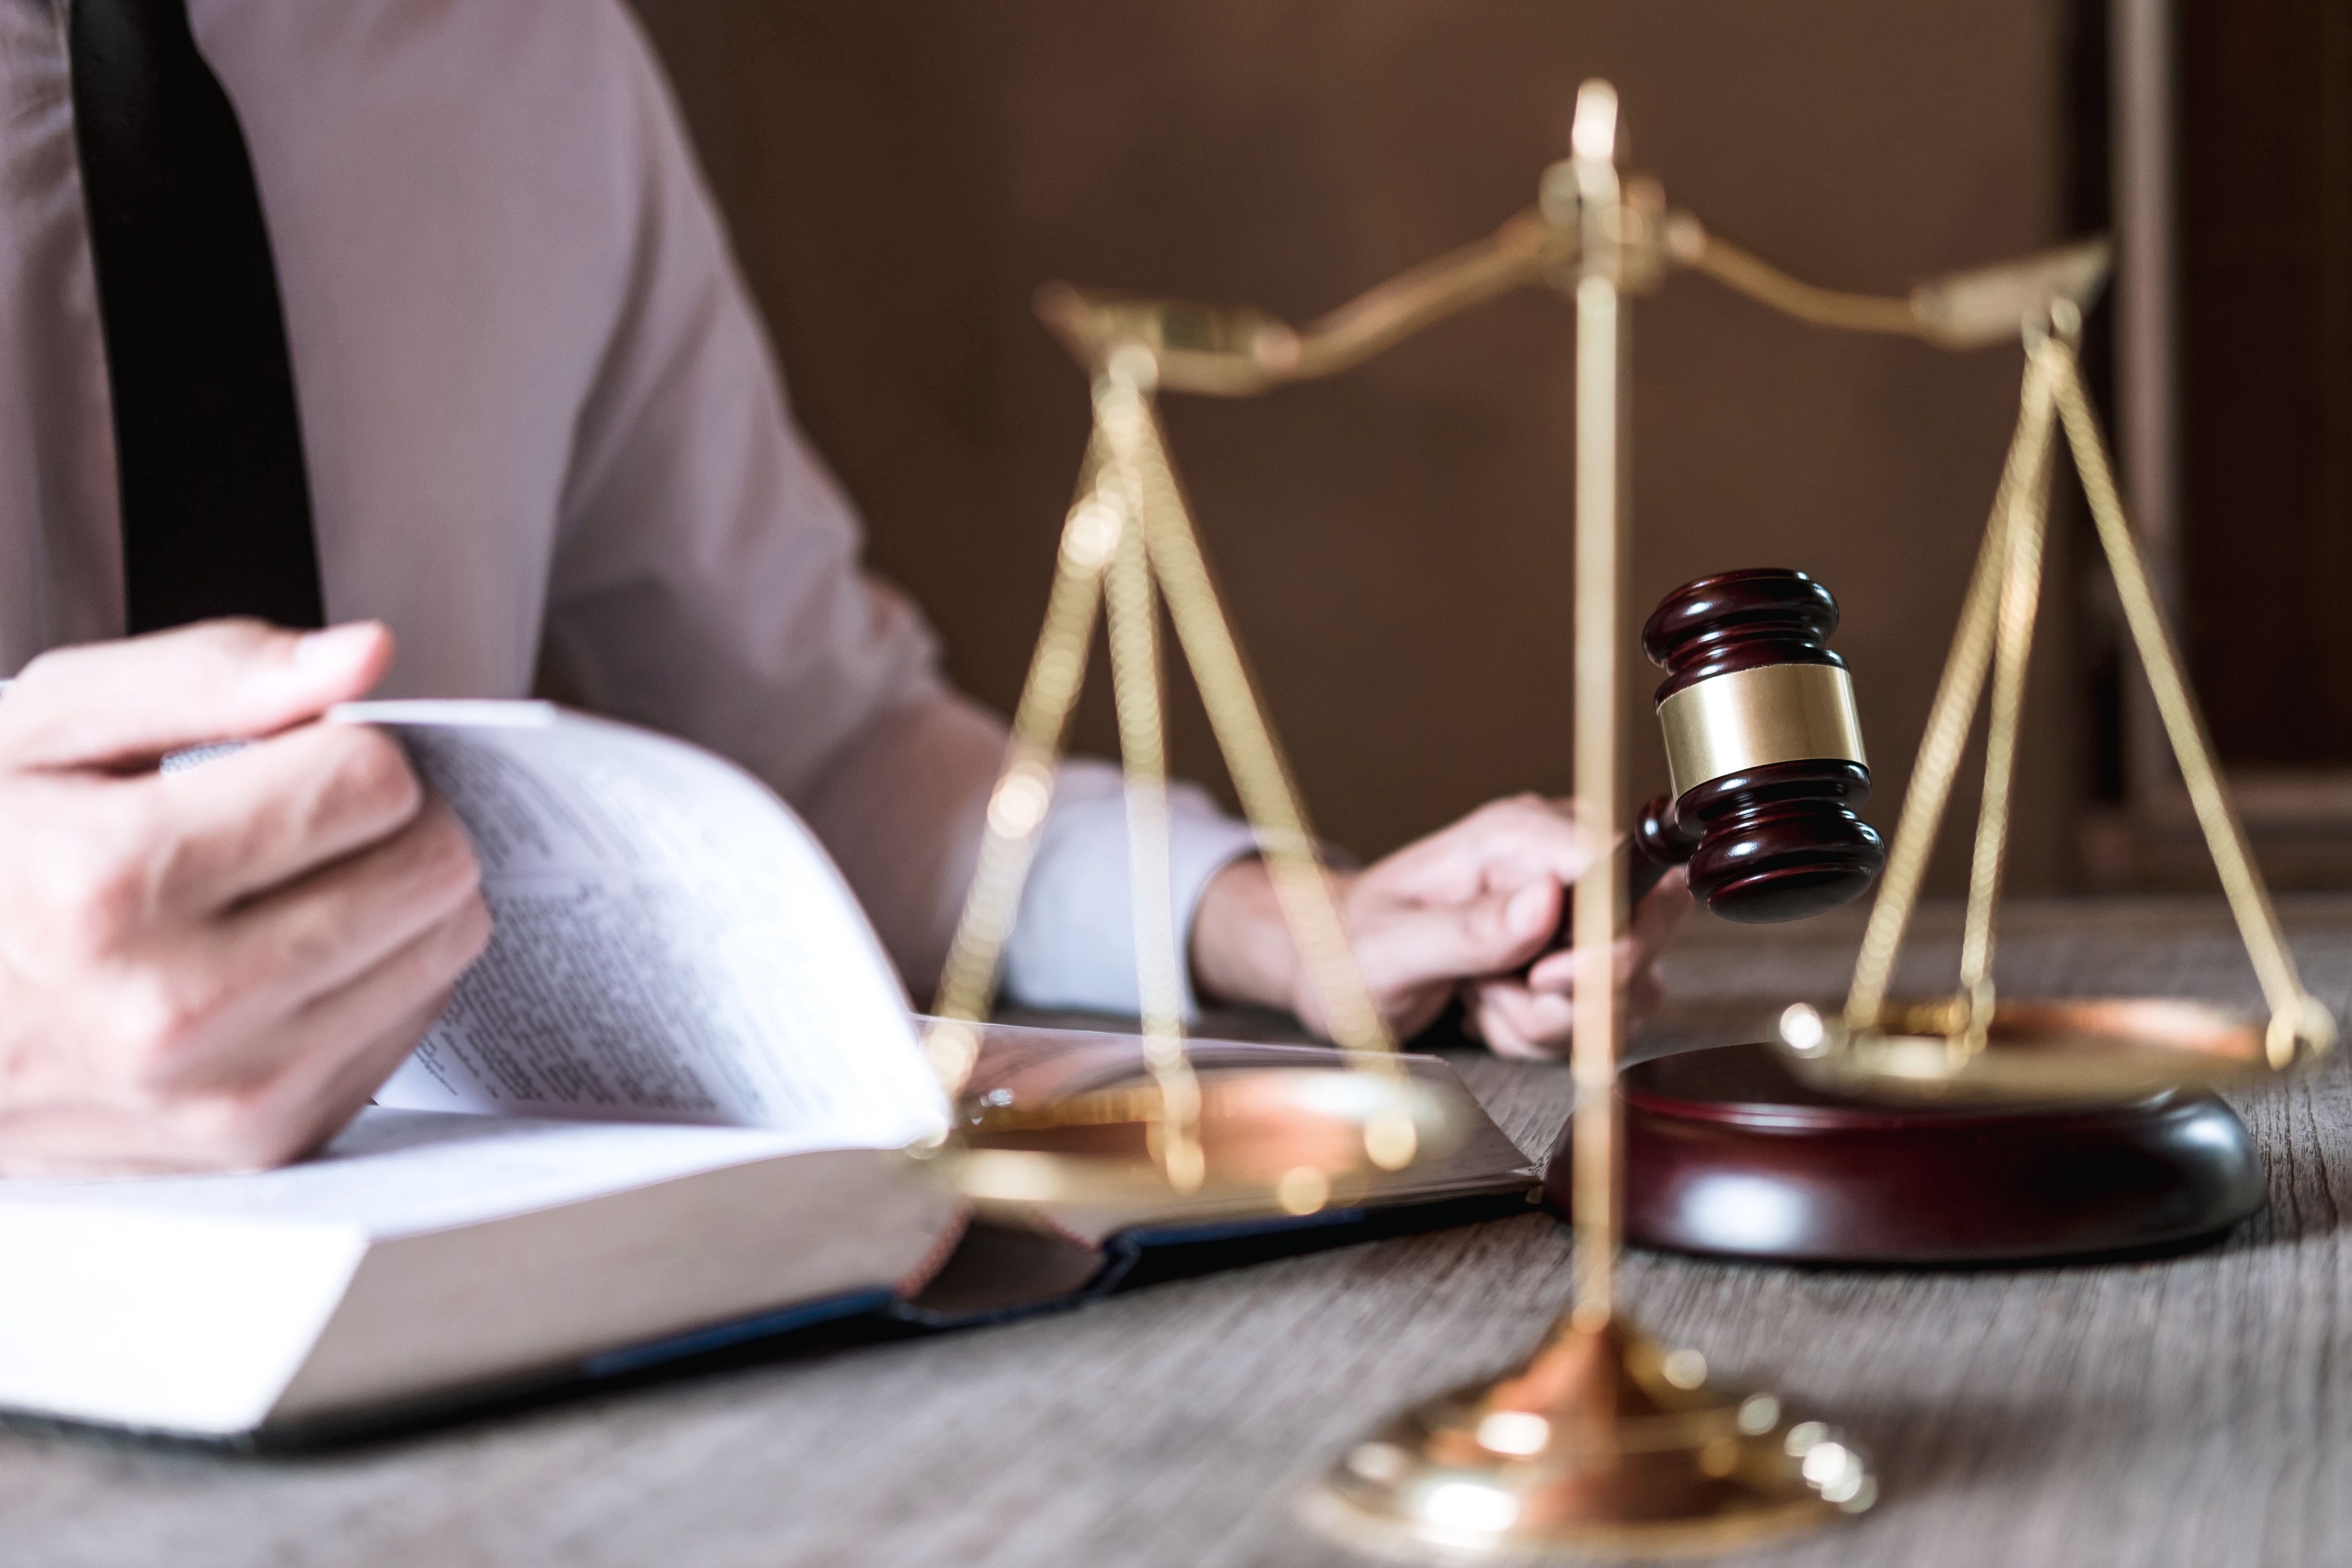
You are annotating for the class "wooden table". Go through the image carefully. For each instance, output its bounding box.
[8,897,2352,1567]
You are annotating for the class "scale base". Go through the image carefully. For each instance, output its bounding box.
[1549,1041,2265,1265]
[1301,1319,1867,1561]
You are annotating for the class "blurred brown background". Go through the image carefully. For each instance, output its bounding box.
[625,1,2108,891]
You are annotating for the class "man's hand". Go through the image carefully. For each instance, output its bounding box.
[0,620,490,1177]
[1189,794,1691,1058]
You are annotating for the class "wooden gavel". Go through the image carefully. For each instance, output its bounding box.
[1622,567,1885,922]
[1545,570,2259,1275]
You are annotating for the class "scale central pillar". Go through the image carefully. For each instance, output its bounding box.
[1565,76,1630,1338]
[1302,82,1871,1560]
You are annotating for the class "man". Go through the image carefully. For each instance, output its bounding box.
[0,0,1686,1176]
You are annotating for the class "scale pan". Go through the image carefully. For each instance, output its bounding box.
[922,1066,1463,1207]
[1780,996,2326,1103]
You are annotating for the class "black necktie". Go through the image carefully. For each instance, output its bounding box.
[70,0,325,634]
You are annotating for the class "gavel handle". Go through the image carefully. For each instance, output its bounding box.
[1625,791,1692,908]
[1626,839,1675,910]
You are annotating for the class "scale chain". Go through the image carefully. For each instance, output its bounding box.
[923,435,1116,1088]
[1845,351,2058,1038]
[1843,325,2333,1071]
[1121,396,1401,1069]
[2043,339,2330,1065]
[1957,331,2064,1048]
[1094,370,1204,1188]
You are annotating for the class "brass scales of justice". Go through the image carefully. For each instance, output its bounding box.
[907,79,2338,1559]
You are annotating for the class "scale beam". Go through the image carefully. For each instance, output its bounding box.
[1036,191,2113,398]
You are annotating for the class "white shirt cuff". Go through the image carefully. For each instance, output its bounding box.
[1001,759,1261,1019]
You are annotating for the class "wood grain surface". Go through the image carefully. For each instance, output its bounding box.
[6,897,2352,1568]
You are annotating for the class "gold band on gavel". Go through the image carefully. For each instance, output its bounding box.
[1657,663,1867,799]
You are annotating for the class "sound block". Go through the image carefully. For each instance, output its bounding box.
[1543,1041,2265,1265]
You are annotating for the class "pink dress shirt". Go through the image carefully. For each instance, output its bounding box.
[0,0,1257,1014]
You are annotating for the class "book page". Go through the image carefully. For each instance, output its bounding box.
[0,1108,853,1239]
[350,704,946,1152]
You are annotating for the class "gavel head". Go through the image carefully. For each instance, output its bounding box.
[1636,568,1886,923]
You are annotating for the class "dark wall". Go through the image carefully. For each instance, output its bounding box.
[627,1,2074,890]
[2180,0,2352,767]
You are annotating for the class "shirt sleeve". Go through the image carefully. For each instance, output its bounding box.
[536,4,942,809]
[1005,760,1263,1019]
[538,3,1258,1017]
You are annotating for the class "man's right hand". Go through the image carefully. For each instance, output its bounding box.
[0,620,490,1177]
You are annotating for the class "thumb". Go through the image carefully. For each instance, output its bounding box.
[1356,878,1559,997]
[0,618,392,771]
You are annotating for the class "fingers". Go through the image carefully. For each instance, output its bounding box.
[112,908,485,1174]
[1480,920,1674,1059]
[270,993,462,1165]
[0,618,484,1180]
[1369,794,1604,904]
[1465,960,1666,1059]
[0,893,488,1177]
[1631,864,1694,956]
[223,906,491,1163]
[1353,877,1559,1000]
[150,799,484,1083]
[1524,867,1690,991]
[0,619,391,772]
[1332,794,1626,1048]
[151,722,425,912]
[1469,982,1575,1059]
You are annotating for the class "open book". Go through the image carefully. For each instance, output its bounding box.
[0,706,1539,1442]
